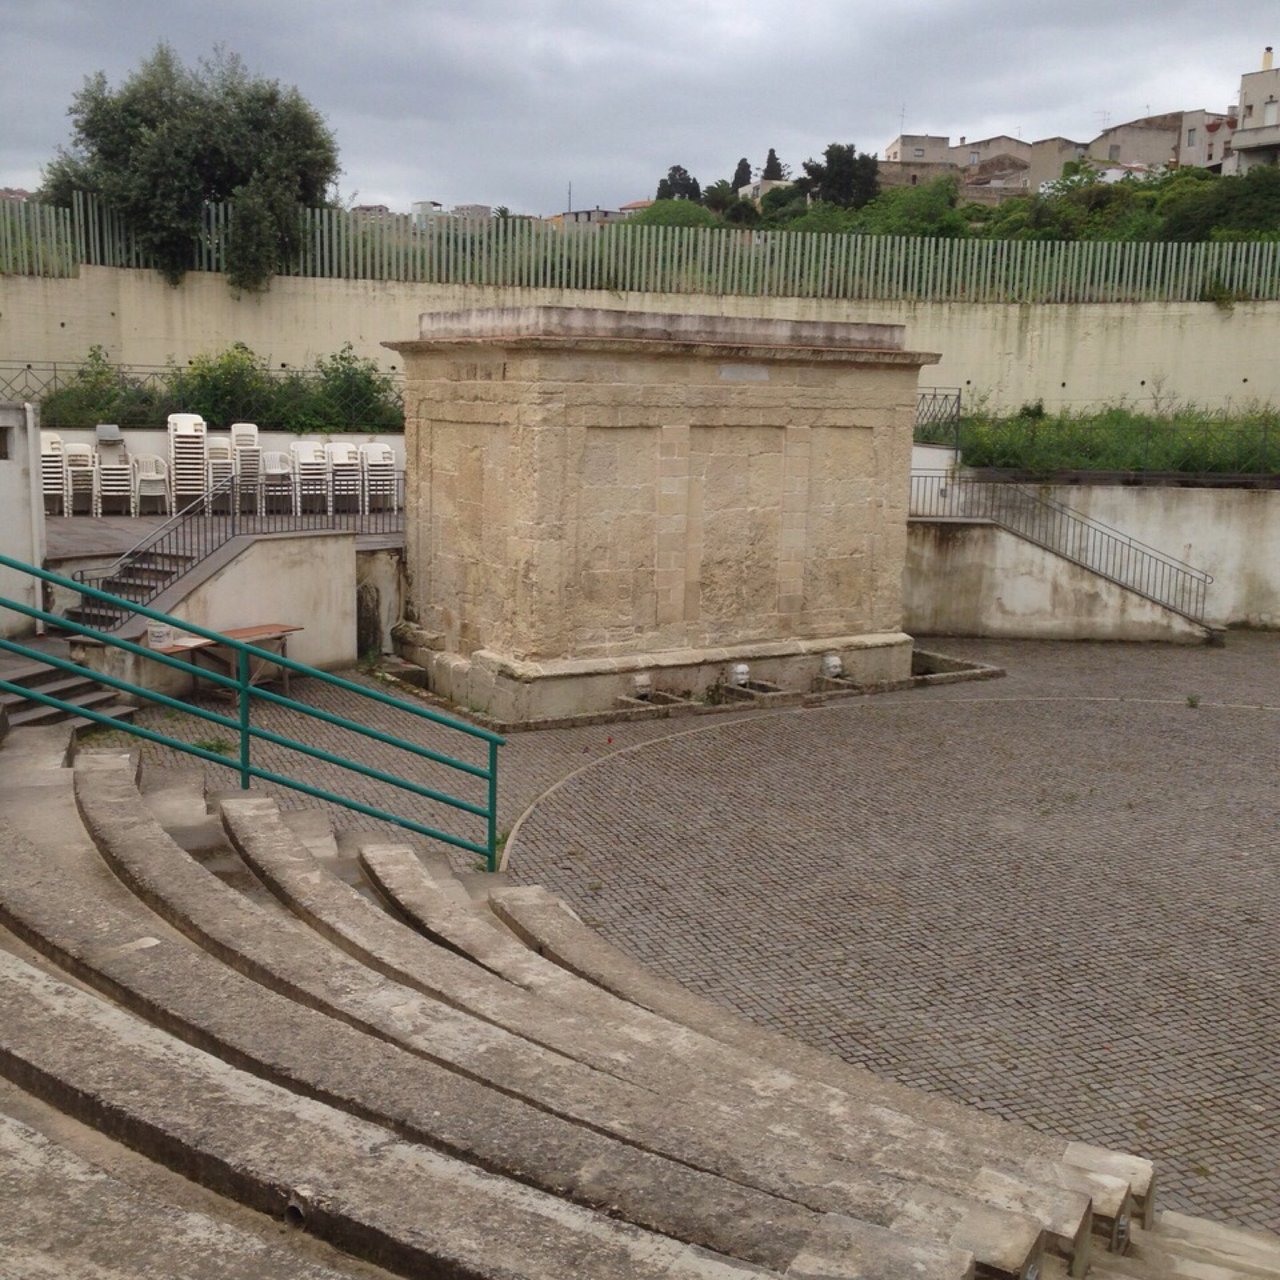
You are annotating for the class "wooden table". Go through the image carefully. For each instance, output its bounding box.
[153,623,304,704]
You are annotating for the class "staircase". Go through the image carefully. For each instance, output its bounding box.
[909,471,1217,634]
[65,549,198,630]
[0,645,135,732]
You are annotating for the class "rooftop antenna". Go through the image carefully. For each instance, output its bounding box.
[899,103,906,134]
[567,181,572,212]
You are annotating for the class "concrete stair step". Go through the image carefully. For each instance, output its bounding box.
[8,686,135,729]
[0,1107,380,1280]
[1,951,778,1280]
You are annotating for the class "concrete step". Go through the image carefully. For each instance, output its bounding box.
[0,951,780,1280]
[5,683,137,731]
[0,1107,382,1280]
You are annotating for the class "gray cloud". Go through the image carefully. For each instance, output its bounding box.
[1,0,1275,213]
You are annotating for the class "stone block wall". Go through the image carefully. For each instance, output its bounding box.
[391,309,938,721]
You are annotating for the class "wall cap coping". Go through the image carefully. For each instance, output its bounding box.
[386,307,940,366]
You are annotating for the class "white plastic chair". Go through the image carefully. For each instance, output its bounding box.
[359,442,399,513]
[325,441,363,513]
[167,413,208,505]
[63,443,95,516]
[132,454,171,516]
[290,440,331,515]
[205,436,236,512]
[40,432,67,515]
[92,425,132,517]
[259,450,294,514]
[230,423,262,512]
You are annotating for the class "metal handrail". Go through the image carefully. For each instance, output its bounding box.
[909,471,1214,623]
[0,553,503,869]
[72,472,404,630]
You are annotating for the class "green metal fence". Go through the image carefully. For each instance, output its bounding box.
[7,191,1280,302]
[0,554,504,870]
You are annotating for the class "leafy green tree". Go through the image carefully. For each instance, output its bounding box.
[702,179,737,212]
[731,157,752,191]
[854,178,969,238]
[723,197,761,225]
[794,143,878,208]
[41,43,339,292]
[761,148,787,181]
[627,199,720,227]
[757,184,809,225]
[654,164,702,202]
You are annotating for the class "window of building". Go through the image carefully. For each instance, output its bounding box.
[1108,144,1121,160]
[1244,103,1254,119]
[970,151,980,165]
[1186,127,1196,146]
[0,427,10,461]
[1265,99,1279,126]
[912,147,925,158]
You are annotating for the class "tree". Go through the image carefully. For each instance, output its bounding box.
[702,179,737,213]
[41,44,339,292]
[654,164,702,202]
[794,143,878,209]
[731,157,752,191]
[854,178,969,238]
[761,148,787,181]
[627,199,720,228]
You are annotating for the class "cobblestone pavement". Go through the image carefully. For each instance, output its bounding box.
[106,633,1280,1230]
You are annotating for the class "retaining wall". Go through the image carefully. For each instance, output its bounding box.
[5,266,1280,413]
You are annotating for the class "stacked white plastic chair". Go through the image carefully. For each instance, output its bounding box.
[205,436,236,513]
[359,442,398,513]
[325,441,363,513]
[131,455,171,516]
[259,451,294,515]
[290,441,331,515]
[40,432,67,516]
[63,443,95,516]
[92,424,133,517]
[167,413,208,508]
[229,423,261,513]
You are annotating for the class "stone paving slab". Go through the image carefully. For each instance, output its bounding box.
[88,632,1280,1231]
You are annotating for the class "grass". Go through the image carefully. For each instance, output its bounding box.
[921,401,1280,475]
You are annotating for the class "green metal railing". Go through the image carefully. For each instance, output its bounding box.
[0,554,504,869]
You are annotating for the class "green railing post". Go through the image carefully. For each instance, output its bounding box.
[238,650,251,789]
[487,739,499,872]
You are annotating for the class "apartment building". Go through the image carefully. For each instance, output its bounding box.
[1229,46,1280,173]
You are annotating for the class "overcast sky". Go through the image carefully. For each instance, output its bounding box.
[3,1,1276,215]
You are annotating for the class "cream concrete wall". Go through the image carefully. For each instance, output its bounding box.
[0,404,45,639]
[173,532,356,669]
[905,520,1207,642]
[9,268,1280,414]
[1038,484,1280,629]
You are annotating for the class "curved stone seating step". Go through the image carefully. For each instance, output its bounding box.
[361,839,1134,1261]
[69,758,1052,1279]
[0,1107,375,1280]
[0,952,782,1280]
[486,881,1154,1236]
[0,760,980,1277]
[219,793,1093,1273]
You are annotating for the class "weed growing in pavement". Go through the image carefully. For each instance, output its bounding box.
[1186,694,1201,708]
[192,737,235,756]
